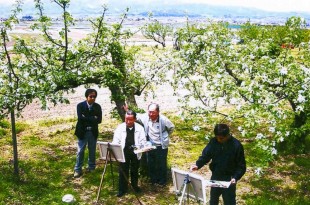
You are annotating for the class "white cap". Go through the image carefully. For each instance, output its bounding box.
[62,194,75,203]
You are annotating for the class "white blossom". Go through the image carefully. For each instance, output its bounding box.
[301,65,310,74]
[280,67,288,75]
[298,90,305,94]
[271,147,277,155]
[230,98,239,104]
[296,105,304,112]
[254,167,263,176]
[279,137,284,142]
[238,126,243,132]
[269,127,275,133]
[205,134,210,140]
[297,94,306,103]
[285,131,290,137]
[236,104,242,110]
[193,125,200,131]
[256,133,264,140]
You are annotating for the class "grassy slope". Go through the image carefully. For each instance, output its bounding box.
[0,115,309,205]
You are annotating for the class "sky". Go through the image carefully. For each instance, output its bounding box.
[1,0,310,13]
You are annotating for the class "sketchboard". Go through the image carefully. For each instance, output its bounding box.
[171,168,207,205]
[205,180,231,188]
[97,141,125,163]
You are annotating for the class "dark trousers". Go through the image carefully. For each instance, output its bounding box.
[118,149,140,193]
[148,146,168,185]
[210,184,236,205]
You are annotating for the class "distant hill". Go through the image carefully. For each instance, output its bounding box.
[1,2,309,22]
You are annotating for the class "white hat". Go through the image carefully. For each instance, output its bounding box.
[62,194,75,203]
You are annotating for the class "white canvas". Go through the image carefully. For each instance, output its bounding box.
[97,141,125,163]
[171,168,207,205]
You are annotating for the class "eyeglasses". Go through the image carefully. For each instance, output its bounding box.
[89,95,96,99]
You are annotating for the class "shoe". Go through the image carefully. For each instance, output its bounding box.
[157,182,166,187]
[73,171,82,178]
[133,186,141,193]
[117,191,126,197]
[86,168,95,173]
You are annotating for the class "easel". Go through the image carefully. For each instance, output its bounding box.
[96,142,143,205]
[178,174,201,205]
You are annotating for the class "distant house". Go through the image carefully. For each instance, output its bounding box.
[21,15,34,21]
[281,43,294,49]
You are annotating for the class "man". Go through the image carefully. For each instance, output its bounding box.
[133,103,175,186]
[73,89,102,178]
[190,124,246,205]
[112,110,147,197]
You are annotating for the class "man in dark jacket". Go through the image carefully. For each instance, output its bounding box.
[191,124,246,205]
[74,89,102,178]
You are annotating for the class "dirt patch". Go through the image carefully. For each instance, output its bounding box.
[19,84,180,122]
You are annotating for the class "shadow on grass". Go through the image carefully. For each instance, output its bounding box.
[0,151,118,204]
[242,154,310,205]
[0,150,178,205]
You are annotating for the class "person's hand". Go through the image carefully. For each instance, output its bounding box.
[123,103,129,112]
[190,165,198,171]
[230,178,236,184]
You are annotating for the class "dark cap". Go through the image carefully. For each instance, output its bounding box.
[214,124,230,136]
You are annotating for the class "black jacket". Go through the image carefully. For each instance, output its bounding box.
[74,101,102,139]
[196,136,246,181]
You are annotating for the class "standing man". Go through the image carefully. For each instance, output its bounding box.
[112,110,147,197]
[190,124,246,205]
[126,103,175,186]
[74,88,102,178]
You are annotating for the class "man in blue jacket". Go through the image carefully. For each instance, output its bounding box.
[191,124,246,205]
[124,103,175,186]
[136,103,175,186]
[74,89,102,178]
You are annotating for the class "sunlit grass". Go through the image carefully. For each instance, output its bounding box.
[0,116,309,204]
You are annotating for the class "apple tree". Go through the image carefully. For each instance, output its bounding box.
[170,18,310,170]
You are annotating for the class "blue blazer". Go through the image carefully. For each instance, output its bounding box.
[74,101,102,139]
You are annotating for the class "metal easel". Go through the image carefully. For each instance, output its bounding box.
[177,174,201,205]
[96,143,143,205]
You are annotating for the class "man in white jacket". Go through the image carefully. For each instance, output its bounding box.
[112,110,147,197]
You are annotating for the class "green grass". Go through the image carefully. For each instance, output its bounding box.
[0,117,309,204]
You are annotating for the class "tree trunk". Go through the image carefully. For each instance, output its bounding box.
[110,84,139,122]
[126,91,138,108]
[292,111,308,148]
[279,111,308,154]
[10,110,19,176]
[293,111,307,128]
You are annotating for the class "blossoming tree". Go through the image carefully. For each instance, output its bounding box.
[171,17,310,169]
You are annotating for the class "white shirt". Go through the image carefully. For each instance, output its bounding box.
[147,119,161,145]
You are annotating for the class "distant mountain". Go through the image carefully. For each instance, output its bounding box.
[1,2,309,21]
